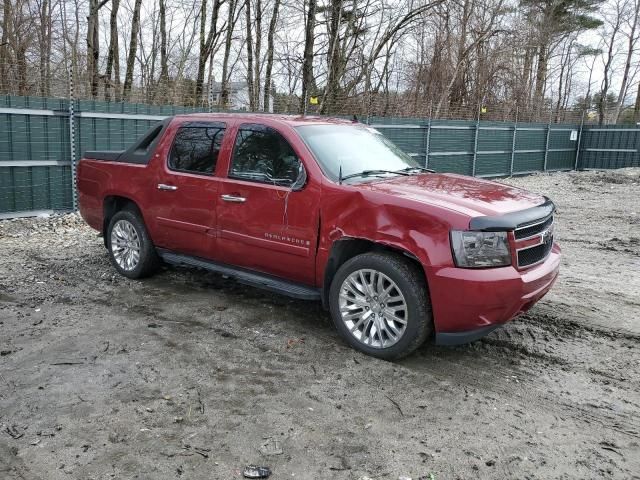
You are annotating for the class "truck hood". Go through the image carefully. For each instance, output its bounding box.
[357,173,546,218]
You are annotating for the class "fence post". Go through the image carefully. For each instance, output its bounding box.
[68,67,78,212]
[208,76,214,112]
[510,108,518,176]
[574,110,585,171]
[472,106,480,176]
[543,110,552,171]
[425,104,432,169]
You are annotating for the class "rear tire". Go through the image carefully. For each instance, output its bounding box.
[329,252,432,360]
[106,208,159,279]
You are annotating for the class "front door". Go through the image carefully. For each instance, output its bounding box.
[216,123,320,285]
[152,121,227,258]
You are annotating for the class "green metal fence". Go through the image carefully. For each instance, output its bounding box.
[1,95,638,217]
[579,125,640,169]
[371,119,581,177]
[0,95,206,217]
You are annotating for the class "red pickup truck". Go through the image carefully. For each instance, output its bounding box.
[77,114,560,359]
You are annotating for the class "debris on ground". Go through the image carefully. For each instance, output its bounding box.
[4,425,23,439]
[259,438,283,456]
[243,465,272,478]
[286,337,305,349]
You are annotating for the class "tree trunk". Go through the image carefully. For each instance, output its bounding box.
[449,0,471,109]
[72,0,82,88]
[300,0,317,113]
[263,0,280,113]
[599,19,621,125]
[38,0,51,96]
[159,0,169,91]
[194,0,223,104]
[321,0,343,114]
[86,0,102,98]
[195,0,208,104]
[245,0,255,111]
[253,0,262,109]
[533,42,548,105]
[521,46,532,108]
[0,0,10,93]
[614,0,640,123]
[17,44,28,95]
[221,0,237,108]
[105,0,120,102]
[122,0,143,101]
[633,81,640,124]
[554,42,569,123]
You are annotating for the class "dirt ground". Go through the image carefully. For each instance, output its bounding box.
[1,169,639,480]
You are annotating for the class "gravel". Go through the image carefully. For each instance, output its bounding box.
[1,168,639,479]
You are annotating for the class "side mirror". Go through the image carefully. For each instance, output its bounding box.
[290,162,307,191]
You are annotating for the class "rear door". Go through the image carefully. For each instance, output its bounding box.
[151,121,228,258]
[216,123,320,285]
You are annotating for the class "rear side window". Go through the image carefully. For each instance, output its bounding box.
[229,124,300,186]
[169,124,225,175]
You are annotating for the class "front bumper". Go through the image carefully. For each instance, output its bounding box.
[429,243,561,345]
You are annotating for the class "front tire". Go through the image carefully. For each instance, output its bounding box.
[106,209,159,279]
[329,252,432,360]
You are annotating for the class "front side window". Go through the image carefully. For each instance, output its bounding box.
[169,124,225,175]
[229,124,301,187]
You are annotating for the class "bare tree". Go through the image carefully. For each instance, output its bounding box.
[252,0,262,108]
[244,0,255,110]
[35,0,52,96]
[263,0,281,111]
[158,0,169,92]
[300,0,317,112]
[122,0,143,101]
[0,0,634,124]
[614,0,640,122]
[195,0,223,103]
[221,0,239,108]
[87,0,110,98]
[634,81,640,123]
[598,0,624,125]
[104,0,120,101]
[0,0,13,93]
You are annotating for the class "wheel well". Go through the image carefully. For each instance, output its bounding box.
[102,196,141,247]
[322,238,426,309]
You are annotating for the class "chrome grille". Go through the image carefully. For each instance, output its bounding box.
[515,215,553,240]
[517,238,554,267]
[515,215,554,268]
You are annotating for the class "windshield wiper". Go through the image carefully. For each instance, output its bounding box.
[397,166,436,174]
[340,169,410,182]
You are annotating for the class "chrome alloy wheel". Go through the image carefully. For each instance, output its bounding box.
[110,219,141,271]
[338,269,408,349]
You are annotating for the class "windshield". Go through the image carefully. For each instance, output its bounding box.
[295,124,420,182]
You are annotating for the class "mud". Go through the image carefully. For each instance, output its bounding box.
[1,169,639,479]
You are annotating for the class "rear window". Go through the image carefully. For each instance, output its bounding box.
[169,124,225,175]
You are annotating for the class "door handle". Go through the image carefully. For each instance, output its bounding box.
[157,183,178,191]
[220,194,246,203]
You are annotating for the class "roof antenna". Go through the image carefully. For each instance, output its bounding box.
[339,164,343,184]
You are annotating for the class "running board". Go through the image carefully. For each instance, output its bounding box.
[157,249,321,301]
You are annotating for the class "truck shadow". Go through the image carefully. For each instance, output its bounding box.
[140,264,574,385]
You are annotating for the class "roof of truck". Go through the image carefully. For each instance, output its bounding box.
[172,112,357,127]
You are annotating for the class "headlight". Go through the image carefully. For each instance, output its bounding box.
[450,230,511,268]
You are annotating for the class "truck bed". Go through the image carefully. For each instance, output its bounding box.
[82,118,170,165]
[84,151,124,161]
